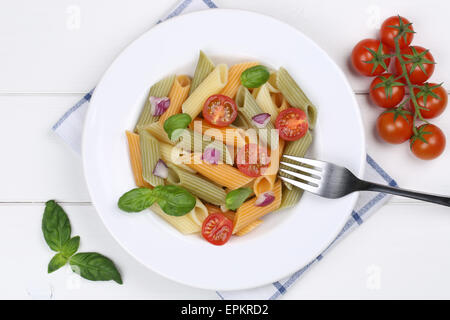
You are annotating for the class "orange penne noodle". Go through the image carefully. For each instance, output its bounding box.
[186,154,254,190]
[125,131,152,189]
[254,139,285,196]
[190,118,246,148]
[204,203,235,222]
[233,180,282,234]
[271,92,290,112]
[236,220,263,236]
[159,75,191,125]
[220,62,259,98]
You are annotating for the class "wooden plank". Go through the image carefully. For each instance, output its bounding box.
[0,204,217,299]
[0,0,448,93]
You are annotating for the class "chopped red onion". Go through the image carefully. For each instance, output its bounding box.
[255,191,275,207]
[149,96,170,116]
[251,113,271,128]
[202,147,221,165]
[152,159,168,179]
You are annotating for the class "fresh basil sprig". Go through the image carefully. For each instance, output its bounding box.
[42,200,122,284]
[240,65,270,88]
[226,188,253,211]
[118,185,196,216]
[163,113,192,141]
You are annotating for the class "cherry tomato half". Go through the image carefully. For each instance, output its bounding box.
[202,94,238,127]
[411,83,448,119]
[236,144,271,177]
[410,124,446,160]
[275,107,308,141]
[376,109,413,144]
[201,213,233,246]
[380,16,414,49]
[395,46,435,85]
[351,39,391,76]
[369,73,405,108]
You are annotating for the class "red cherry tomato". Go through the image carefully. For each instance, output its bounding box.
[202,94,238,127]
[395,46,435,84]
[376,109,413,144]
[351,39,391,76]
[369,73,405,108]
[410,124,446,160]
[201,213,233,246]
[380,16,414,49]
[275,108,308,141]
[411,83,448,119]
[236,144,271,177]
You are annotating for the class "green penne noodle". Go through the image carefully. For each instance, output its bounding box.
[280,185,304,209]
[139,130,164,187]
[190,51,215,94]
[135,75,176,131]
[276,67,318,129]
[166,164,226,206]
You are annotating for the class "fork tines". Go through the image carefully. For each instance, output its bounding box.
[278,155,323,193]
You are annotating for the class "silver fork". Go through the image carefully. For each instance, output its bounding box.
[279,155,450,207]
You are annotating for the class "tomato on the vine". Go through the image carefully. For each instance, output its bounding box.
[395,46,435,84]
[410,124,446,160]
[376,108,413,144]
[369,73,405,108]
[411,83,448,119]
[351,39,391,76]
[380,16,414,49]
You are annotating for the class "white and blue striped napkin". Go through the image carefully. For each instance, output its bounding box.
[52,0,396,300]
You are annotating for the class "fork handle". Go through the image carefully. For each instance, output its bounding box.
[358,181,450,207]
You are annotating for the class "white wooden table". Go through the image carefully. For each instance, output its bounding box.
[1,0,449,299]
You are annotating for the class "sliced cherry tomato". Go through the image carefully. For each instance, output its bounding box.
[201,213,233,246]
[376,109,413,144]
[351,39,391,76]
[410,124,446,160]
[202,94,238,127]
[236,144,271,177]
[369,73,405,108]
[275,108,308,141]
[380,16,414,49]
[395,46,435,84]
[411,83,448,119]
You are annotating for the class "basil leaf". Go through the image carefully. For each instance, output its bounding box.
[48,253,68,274]
[153,185,196,216]
[42,200,71,252]
[61,236,80,258]
[118,188,155,212]
[69,252,123,284]
[163,113,192,141]
[241,65,270,88]
[226,188,253,210]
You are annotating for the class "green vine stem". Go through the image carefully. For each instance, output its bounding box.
[392,23,428,136]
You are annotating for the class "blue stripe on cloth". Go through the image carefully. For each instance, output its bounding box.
[366,154,397,186]
[202,0,218,7]
[352,211,363,225]
[356,192,387,220]
[52,89,94,131]
[216,291,225,300]
[273,281,287,294]
[158,0,193,23]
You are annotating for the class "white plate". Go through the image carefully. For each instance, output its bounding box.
[83,9,365,291]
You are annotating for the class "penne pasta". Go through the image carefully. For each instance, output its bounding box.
[159,142,196,173]
[187,198,209,226]
[186,153,255,190]
[280,186,304,210]
[275,67,318,129]
[145,122,173,145]
[252,82,280,123]
[233,180,282,234]
[236,220,263,236]
[220,62,259,98]
[254,139,285,196]
[182,64,228,119]
[166,164,226,206]
[190,51,215,94]
[190,118,246,149]
[159,75,191,125]
[135,75,176,131]
[125,131,152,188]
[150,204,200,234]
[139,130,165,187]
[271,92,290,113]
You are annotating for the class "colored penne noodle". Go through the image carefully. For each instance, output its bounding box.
[187,198,209,226]
[135,75,176,131]
[280,185,304,210]
[159,75,191,125]
[125,131,152,188]
[236,220,263,236]
[190,118,246,149]
[159,142,196,174]
[220,61,259,98]
[190,51,215,94]
[150,204,200,234]
[139,130,165,187]
[252,82,280,123]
